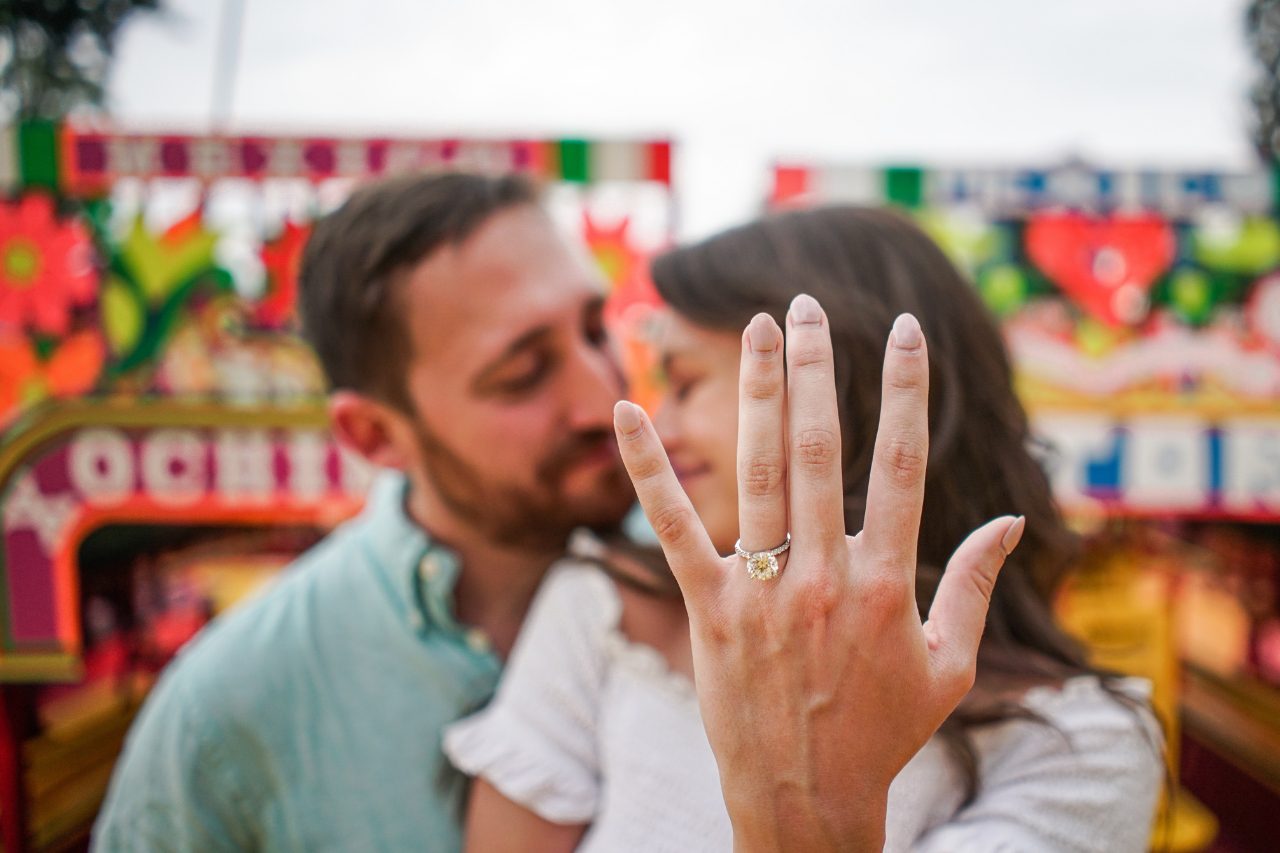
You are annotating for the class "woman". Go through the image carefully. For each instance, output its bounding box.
[444,207,1162,851]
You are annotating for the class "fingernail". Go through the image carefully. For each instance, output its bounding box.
[891,313,922,350]
[614,400,643,436]
[789,294,822,325]
[747,314,778,353]
[1000,515,1026,556]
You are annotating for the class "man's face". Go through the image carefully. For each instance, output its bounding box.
[399,205,634,549]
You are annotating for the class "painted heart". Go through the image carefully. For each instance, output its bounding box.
[1025,212,1176,327]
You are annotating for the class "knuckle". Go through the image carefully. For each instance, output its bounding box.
[649,502,693,545]
[795,574,840,624]
[789,342,830,370]
[962,563,998,605]
[627,450,667,482]
[695,605,735,647]
[856,572,909,620]
[884,365,926,394]
[741,455,785,497]
[877,436,926,486]
[742,373,781,403]
[795,427,840,468]
[942,659,977,704]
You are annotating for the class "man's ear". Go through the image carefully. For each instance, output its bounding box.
[328,390,412,471]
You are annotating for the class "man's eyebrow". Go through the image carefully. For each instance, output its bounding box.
[472,326,552,389]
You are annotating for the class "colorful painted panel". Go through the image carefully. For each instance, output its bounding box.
[0,404,372,680]
[0,121,675,682]
[771,162,1280,520]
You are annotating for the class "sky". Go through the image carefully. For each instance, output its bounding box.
[106,0,1260,240]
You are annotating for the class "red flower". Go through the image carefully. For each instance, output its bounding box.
[0,194,98,335]
[0,328,105,425]
[256,220,311,327]
[0,333,39,416]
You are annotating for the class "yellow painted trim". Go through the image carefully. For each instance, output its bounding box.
[0,653,81,682]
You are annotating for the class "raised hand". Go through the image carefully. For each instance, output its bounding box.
[612,295,1024,852]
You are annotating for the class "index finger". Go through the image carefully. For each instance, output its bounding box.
[613,401,722,604]
[860,313,929,583]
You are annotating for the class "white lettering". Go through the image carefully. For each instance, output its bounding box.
[1031,414,1117,509]
[288,431,330,500]
[214,429,276,502]
[69,428,134,505]
[1123,418,1210,509]
[4,472,77,553]
[141,430,207,506]
[1221,421,1280,512]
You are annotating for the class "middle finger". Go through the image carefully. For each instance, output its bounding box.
[784,294,848,562]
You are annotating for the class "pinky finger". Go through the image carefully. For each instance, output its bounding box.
[614,401,723,605]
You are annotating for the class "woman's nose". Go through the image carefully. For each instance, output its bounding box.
[652,400,680,447]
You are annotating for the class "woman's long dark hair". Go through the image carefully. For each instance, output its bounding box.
[638,205,1156,799]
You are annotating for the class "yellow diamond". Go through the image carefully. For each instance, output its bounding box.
[747,552,779,580]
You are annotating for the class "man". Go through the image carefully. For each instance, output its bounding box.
[94,172,637,850]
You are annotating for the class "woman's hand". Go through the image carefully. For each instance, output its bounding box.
[612,295,1024,853]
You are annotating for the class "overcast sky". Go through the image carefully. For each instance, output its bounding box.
[107,0,1259,238]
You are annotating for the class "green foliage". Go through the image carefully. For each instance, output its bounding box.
[1248,0,1280,160]
[0,0,162,121]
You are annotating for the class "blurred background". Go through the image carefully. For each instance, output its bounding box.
[1,1,1278,851]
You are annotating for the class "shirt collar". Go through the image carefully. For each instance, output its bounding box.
[357,470,468,638]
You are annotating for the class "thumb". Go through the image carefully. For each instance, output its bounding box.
[923,515,1024,684]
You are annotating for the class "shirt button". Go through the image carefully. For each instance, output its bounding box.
[465,629,491,654]
[419,553,442,581]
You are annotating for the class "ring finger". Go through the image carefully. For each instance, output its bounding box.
[736,313,790,571]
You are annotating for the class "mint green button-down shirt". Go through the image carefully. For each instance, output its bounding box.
[92,473,502,852]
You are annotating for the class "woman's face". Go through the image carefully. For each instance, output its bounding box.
[652,311,742,555]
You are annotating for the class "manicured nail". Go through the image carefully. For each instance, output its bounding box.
[891,313,922,350]
[789,294,822,325]
[614,400,643,436]
[747,313,778,353]
[1000,515,1026,556]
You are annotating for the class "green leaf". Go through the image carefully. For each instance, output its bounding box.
[102,276,143,357]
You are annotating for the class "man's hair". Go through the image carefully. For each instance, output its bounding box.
[298,171,540,409]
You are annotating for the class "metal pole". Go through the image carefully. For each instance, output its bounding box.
[211,0,247,131]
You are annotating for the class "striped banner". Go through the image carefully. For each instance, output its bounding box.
[772,162,1277,215]
[32,126,671,194]
[0,125,15,190]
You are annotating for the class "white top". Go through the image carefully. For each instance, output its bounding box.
[444,563,1163,852]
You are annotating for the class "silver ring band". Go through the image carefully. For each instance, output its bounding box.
[734,533,791,581]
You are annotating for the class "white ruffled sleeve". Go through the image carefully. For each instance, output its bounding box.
[910,677,1164,853]
[443,562,618,824]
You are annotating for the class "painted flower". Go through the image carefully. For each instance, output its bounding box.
[256,220,311,327]
[0,193,98,335]
[0,333,40,416]
[583,212,645,294]
[0,329,105,425]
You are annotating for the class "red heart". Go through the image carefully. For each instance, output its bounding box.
[1025,212,1176,327]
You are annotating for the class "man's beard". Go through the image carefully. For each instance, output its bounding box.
[409,415,635,551]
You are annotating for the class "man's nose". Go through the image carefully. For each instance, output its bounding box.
[563,341,626,431]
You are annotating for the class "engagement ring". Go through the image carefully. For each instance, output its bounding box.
[734,534,791,581]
